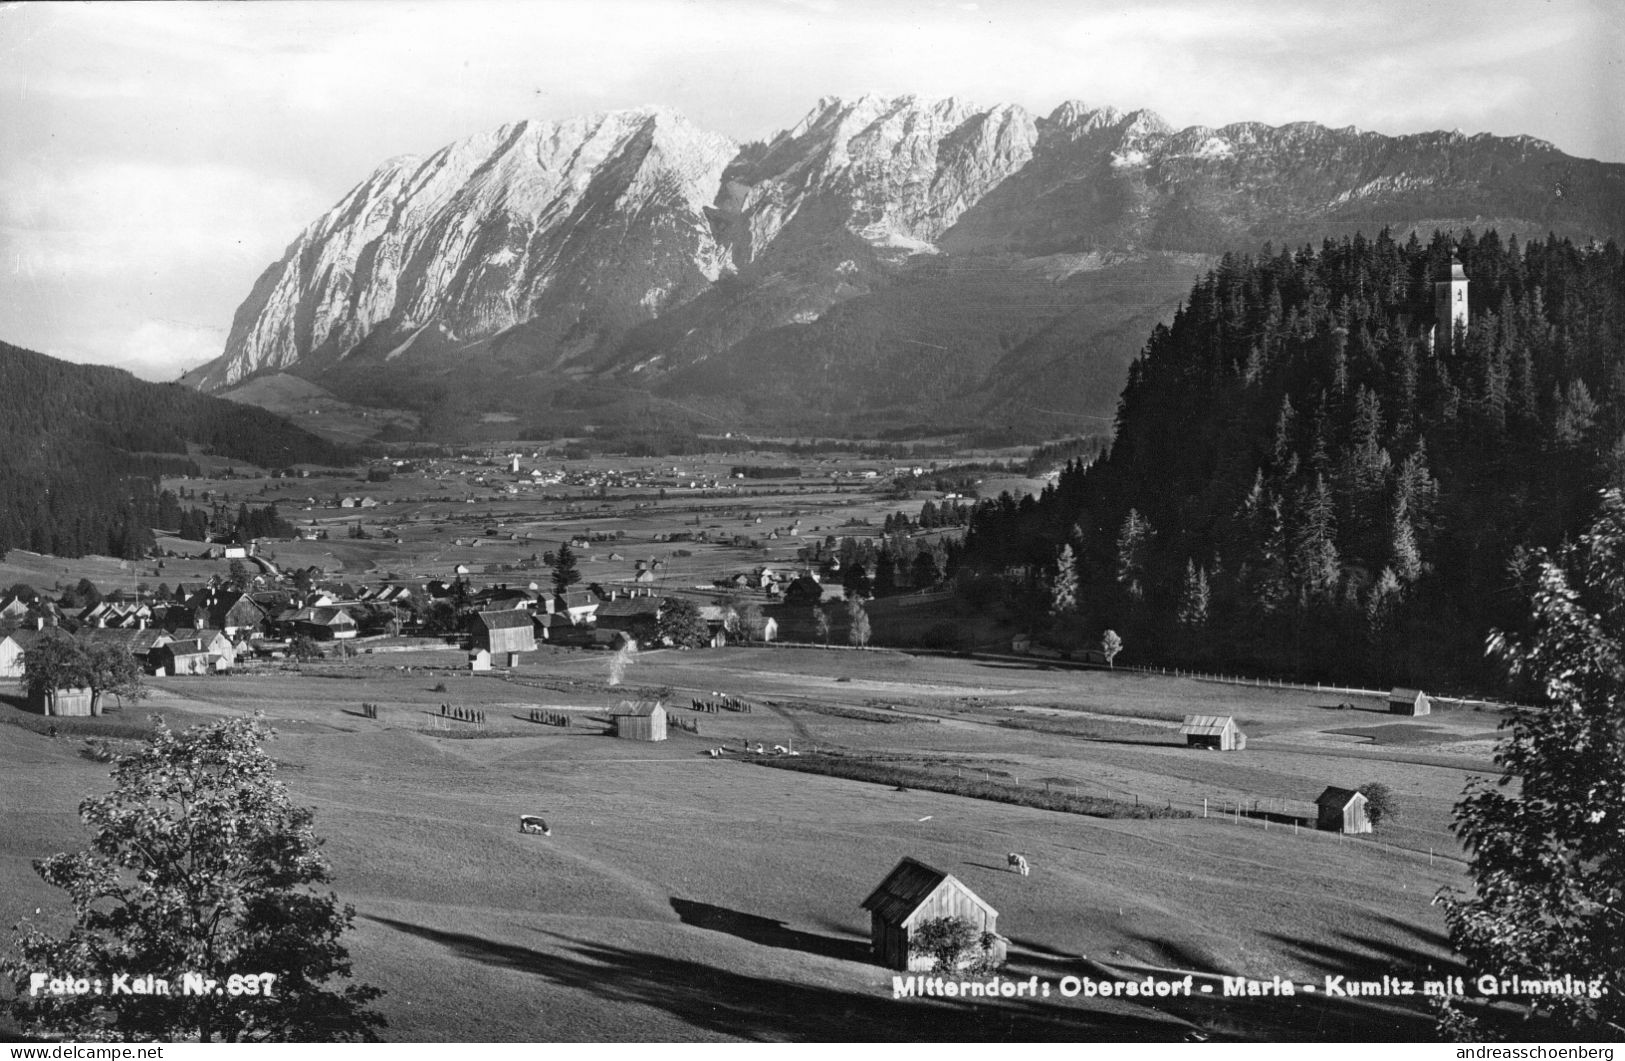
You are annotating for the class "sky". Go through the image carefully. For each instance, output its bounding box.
[1,0,1620,381]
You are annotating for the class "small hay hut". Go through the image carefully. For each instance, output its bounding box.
[1315,787,1372,834]
[28,686,95,716]
[1387,687,1431,716]
[1180,714,1245,750]
[611,700,667,742]
[861,857,1007,971]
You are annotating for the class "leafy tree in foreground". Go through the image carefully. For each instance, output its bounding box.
[1101,629,1122,668]
[2,717,385,1043]
[657,597,710,649]
[909,916,1002,975]
[813,606,832,647]
[1435,489,1625,1039]
[1357,781,1399,829]
[847,599,872,648]
[23,633,92,705]
[83,642,147,713]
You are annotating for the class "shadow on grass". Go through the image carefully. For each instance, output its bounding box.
[1262,914,1465,983]
[963,861,1016,874]
[1107,928,1439,1041]
[362,915,1189,1041]
[1315,703,1390,715]
[670,898,870,964]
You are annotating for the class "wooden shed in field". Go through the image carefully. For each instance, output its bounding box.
[860,857,1007,971]
[474,610,536,662]
[1180,714,1245,750]
[1387,687,1431,716]
[611,700,667,742]
[28,685,95,716]
[1315,787,1372,834]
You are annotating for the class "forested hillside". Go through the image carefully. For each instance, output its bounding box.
[0,341,355,559]
[962,230,1625,693]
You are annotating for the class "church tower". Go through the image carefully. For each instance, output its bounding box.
[1432,254,1469,352]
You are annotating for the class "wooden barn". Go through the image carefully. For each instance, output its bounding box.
[1180,714,1246,750]
[28,686,95,716]
[1315,787,1372,834]
[611,700,667,742]
[474,610,536,661]
[1388,687,1431,716]
[860,857,1008,971]
[151,639,221,676]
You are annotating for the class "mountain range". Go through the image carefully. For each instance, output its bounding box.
[184,95,1625,440]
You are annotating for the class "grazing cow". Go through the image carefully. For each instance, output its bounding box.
[772,744,788,755]
[519,815,551,836]
[1008,853,1030,876]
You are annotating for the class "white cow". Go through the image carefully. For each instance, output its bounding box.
[520,815,551,836]
[1008,852,1030,876]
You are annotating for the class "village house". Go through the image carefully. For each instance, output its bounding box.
[0,628,45,678]
[76,627,175,672]
[473,610,536,662]
[286,606,359,641]
[595,594,662,634]
[150,638,225,676]
[551,589,600,626]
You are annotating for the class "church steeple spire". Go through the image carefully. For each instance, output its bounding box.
[1432,249,1469,352]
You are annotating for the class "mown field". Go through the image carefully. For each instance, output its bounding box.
[0,645,1500,1042]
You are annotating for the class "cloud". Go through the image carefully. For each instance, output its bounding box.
[0,0,1616,384]
[0,161,317,280]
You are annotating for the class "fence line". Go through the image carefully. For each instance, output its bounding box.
[1114,664,1517,711]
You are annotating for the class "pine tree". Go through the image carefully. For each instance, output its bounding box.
[1116,509,1153,601]
[551,542,582,595]
[1293,476,1341,603]
[1050,544,1079,616]
[1177,560,1210,627]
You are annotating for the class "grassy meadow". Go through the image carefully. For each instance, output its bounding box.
[0,643,1498,1041]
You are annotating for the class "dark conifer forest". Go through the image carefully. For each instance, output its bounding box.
[961,230,1625,694]
[0,341,354,559]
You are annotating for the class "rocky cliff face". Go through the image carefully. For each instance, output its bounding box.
[188,95,1625,435]
[189,108,737,391]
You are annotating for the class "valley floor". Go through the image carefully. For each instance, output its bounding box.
[0,646,1499,1042]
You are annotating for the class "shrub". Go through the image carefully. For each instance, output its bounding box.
[1358,781,1400,828]
[909,916,1001,974]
